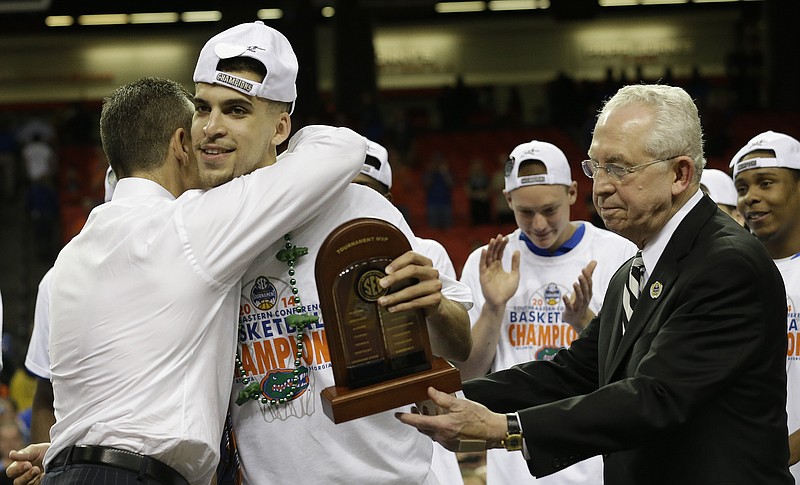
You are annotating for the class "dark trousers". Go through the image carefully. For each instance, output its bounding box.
[42,464,173,485]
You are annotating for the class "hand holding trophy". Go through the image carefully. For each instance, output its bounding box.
[316,218,462,423]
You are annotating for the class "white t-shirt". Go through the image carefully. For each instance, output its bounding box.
[776,255,800,484]
[460,222,636,485]
[25,268,53,379]
[233,183,472,484]
[47,126,365,485]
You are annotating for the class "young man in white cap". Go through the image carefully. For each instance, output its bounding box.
[731,129,800,482]
[700,168,744,226]
[457,139,636,485]
[192,22,472,484]
[6,70,364,484]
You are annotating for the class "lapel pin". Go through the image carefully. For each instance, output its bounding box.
[650,281,663,299]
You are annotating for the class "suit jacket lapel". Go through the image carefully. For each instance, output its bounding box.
[605,195,717,380]
[607,260,679,375]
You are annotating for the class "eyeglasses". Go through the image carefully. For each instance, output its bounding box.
[581,155,682,181]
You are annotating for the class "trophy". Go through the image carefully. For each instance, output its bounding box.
[315,218,462,423]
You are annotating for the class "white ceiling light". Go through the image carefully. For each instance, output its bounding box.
[598,0,638,6]
[77,14,129,26]
[435,2,487,13]
[45,15,73,27]
[180,11,222,23]
[129,12,179,24]
[257,8,283,20]
[488,0,548,11]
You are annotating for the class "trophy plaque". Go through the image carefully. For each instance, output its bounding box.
[316,218,461,423]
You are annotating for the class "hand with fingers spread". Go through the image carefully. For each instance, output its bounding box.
[479,235,520,309]
[396,387,507,452]
[6,443,50,485]
[561,260,597,331]
[455,234,520,379]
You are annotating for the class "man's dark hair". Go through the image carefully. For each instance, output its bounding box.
[100,77,193,178]
[217,57,292,113]
[517,159,546,177]
[217,57,266,81]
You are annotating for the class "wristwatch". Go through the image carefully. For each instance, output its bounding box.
[501,413,523,451]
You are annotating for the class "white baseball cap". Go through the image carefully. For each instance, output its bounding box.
[361,138,392,189]
[104,166,117,203]
[193,21,298,107]
[730,130,800,178]
[700,168,737,207]
[504,140,572,192]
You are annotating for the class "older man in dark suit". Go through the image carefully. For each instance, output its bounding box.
[397,84,793,484]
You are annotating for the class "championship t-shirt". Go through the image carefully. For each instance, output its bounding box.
[776,255,800,485]
[233,184,472,484]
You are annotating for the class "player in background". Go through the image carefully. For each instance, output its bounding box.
[457,140,637,485]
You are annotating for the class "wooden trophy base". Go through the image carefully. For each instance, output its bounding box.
[321,356,462,424]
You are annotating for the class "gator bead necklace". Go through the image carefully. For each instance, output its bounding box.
[235,233,318,407]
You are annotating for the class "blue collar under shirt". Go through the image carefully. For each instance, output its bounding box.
[520,223,585,257]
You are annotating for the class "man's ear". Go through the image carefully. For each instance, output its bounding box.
[671,156,694,196]
[272,112,291,147]
[170,128,192,167]
[567,181,578,205]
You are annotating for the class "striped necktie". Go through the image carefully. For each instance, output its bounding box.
[622,251,644,333]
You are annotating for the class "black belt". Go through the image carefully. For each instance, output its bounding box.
[49,445,188,485]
